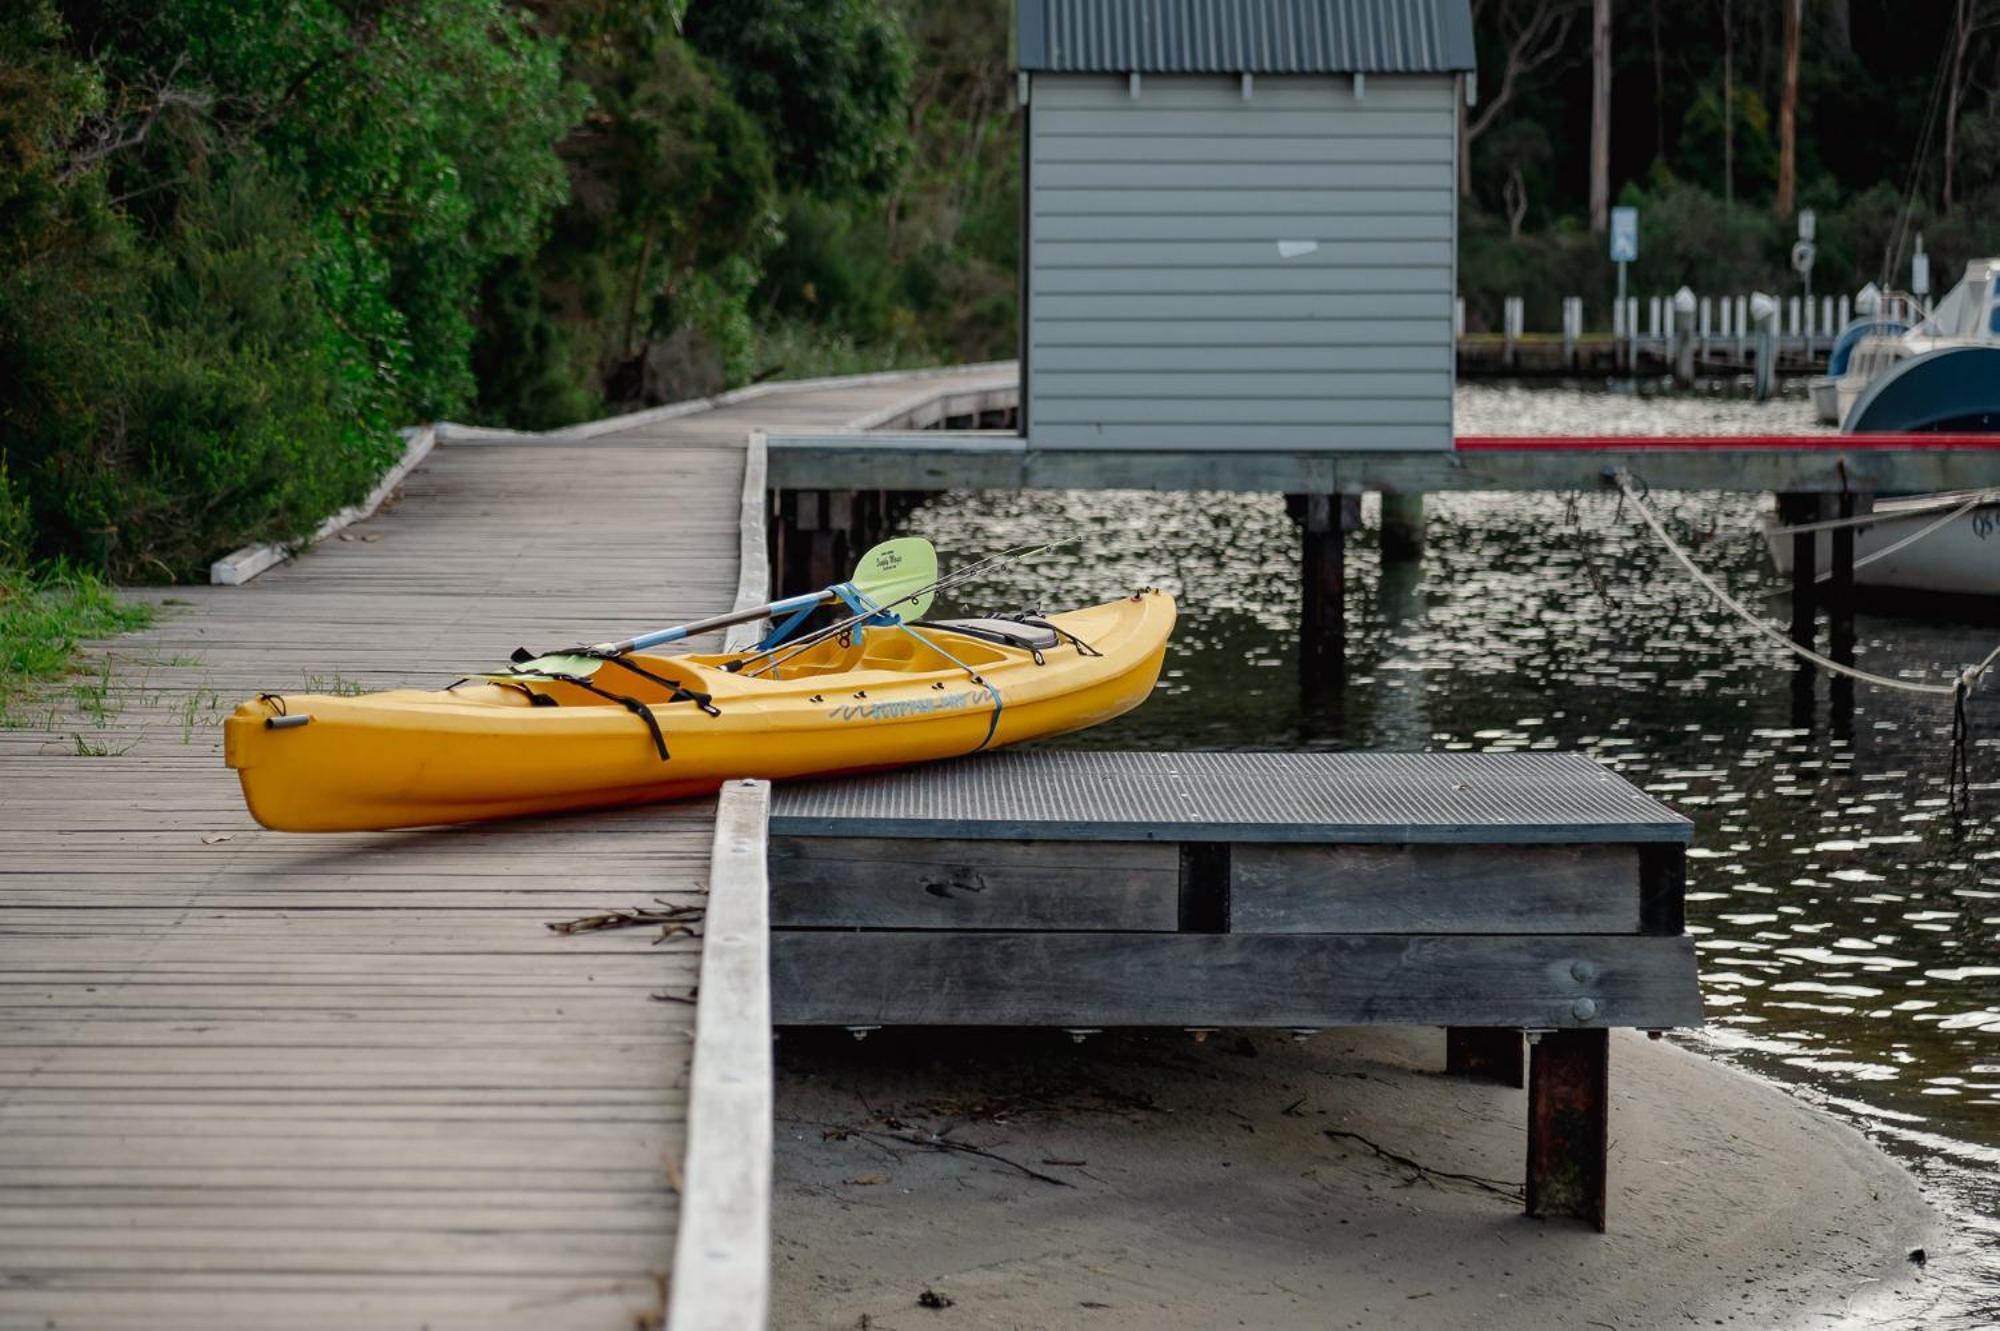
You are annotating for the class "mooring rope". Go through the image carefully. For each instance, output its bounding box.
[1611,470,1999,812]
[1610,470,1985,696]
[1762,489,2000,539]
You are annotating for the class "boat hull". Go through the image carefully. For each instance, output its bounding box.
[226,592,1176,831]
[1765,497,2000,597]
[1845,344,2000,434]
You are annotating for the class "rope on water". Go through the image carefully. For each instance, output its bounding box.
[1610,470,2000,813]
[1610,470,1978,696]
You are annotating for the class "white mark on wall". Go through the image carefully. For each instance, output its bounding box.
[1276,240,1319,260]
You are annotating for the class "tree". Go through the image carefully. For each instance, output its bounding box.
[2,0,579,578]
[1943,0,2000,208]
[1723,0,1734,209]
[1460,0,1581,196]
[1775,0,1799,219]
[682,0,912,200]
[1589,0,1612,232]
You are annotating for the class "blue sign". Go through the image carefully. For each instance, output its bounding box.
[1610,206,1638,263]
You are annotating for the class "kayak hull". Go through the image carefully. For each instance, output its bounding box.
[225,592,1174,831]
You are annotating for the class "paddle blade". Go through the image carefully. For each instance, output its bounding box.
[851,537,938,622]
[495,653,603,679]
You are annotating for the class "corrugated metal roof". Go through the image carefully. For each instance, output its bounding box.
[1019,0,1476,74]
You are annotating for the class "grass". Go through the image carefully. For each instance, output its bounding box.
[0,562,153,727]
[178,685,221,743]
[746,321,947,385]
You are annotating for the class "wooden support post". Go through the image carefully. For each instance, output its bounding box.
[1778,494,1818,651]
[1526,1028,1609,1229]
[1778,493,1819,728]
[1293,493,1347,678]
[801,491,835,596]
[1829,493,1856,658]
[1380,492,1426,562]
[1446,1027,1524,1087]
[1829,492,1857,721]
[826,489,855,588]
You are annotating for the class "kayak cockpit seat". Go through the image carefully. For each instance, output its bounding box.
[913,617,1062,652]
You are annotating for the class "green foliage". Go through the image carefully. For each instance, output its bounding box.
[0,561,151,726]
[748,0,1017,372]
[2,0,578,580]
[471,0,976,425]
[1677,86,1778,206]
[683,0,912,199]
[0,462,31,569]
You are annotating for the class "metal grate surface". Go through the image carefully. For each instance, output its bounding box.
[770,751,1691,845]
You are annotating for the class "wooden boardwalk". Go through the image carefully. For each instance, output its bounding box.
[0,368,1002,1330]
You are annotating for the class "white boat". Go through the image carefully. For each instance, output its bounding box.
[1808,284,1922,427]
[1836,261,2000,431]
[1766,491,2000,598]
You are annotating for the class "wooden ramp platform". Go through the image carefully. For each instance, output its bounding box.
[0,366,1005,1331]
[767,749,1700,1230]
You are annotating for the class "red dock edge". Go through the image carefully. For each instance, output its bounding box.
[1457,434,2000,451]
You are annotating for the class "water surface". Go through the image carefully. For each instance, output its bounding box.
[910,382,1999,1321]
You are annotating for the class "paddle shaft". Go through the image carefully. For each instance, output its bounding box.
[598,590,830,655]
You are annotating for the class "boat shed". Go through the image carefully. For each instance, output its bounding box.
[1017,0,1476,452]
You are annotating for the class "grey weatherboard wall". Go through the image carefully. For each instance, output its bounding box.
[1018,0,1475,453]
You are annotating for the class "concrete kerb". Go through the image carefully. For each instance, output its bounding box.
[208,424,437,585]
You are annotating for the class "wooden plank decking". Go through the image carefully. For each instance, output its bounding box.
[0,368,1002,1331]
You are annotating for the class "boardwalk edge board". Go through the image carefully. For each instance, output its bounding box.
[547,360,1017,443]
[208,425,437,585]
[724,432,772,654]
[665,779,774,1331]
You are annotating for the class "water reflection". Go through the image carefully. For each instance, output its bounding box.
[909,383,2000,1321]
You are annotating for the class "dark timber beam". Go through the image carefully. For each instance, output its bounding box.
[768,436,2000,496]
[1446,1027,1525,1087]
[1778,493,1820,652]
[1294,493,1347,678]
[1829,491,1859,722]
[1380,492,1426,561]
[1527,1028,1610,1230]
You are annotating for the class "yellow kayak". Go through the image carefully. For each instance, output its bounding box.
[225,590,1175,832]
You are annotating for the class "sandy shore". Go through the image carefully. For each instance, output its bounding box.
[771,1026,1941,1330]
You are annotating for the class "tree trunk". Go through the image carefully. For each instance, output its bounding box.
[1945,0,1970,209]
[1458,79,1473,196]
[1827,0,1853,55]
[1590,0,1611,233]
[621,220,659,361]
[1776,0,1800,220]
[1651,0,1665,164]
[1723,0,1734,212]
